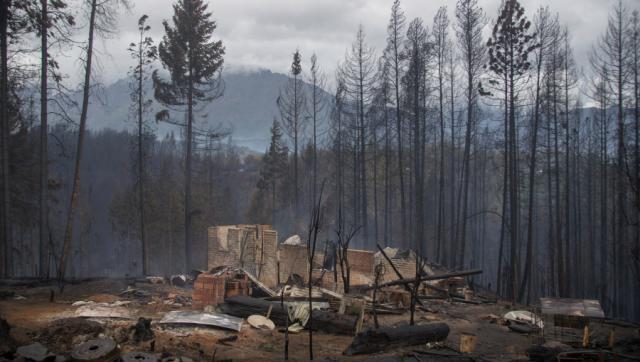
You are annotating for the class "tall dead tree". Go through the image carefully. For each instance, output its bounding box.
[339,26,376,245]
[384,0,407,244]
[0,0,9,278]
[306,182,324,360]
[37,0,74,279]
[39,0,49,279]
[332,79,346,231]
[561,28,578,297]
[58,0,131,289]
[127,14,157,276]
[403,17,428,325]
[432,6,449,263]
[308,54,325,204]
[630,9,640,320]
[278,49,305,222]
[378,61,392,246]
[455,0,486,268]
[591,0,631,315]
[447,44,457,267]
[519,7,557,303]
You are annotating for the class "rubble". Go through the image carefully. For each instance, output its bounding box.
[192,273,225,307]
[37,318,105,353]
[145,276,165,285]
[169,275,188,287]
[160,357,193,362]
[70,338,119,362]
[208,225,278,288]
[504,310,544,329]
[527,341,573,362]
[74,301,133,319]
[15,342,53,362]
[219,295,358,335]
[0,317,14,354]
[2,223,639,361]
[216,335,238,346]
[119,287,152,301]
[132,317,154,343]
[121,352,158,362]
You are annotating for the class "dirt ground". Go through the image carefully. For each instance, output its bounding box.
[1,279,639,361]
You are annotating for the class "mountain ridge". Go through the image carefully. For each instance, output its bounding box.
[72,68,331,152]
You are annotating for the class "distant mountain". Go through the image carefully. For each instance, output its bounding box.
[73,69,330,152]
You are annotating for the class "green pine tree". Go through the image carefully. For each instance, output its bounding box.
[153,0,225,271]
[482,0,538,304]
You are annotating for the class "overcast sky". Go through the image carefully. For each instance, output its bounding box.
[59,0,634,89]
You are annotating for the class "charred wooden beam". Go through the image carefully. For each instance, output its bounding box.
[365,269,483,291]
[344,323,450,356]
[375,244,424,307]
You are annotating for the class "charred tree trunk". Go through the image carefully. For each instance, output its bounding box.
[58,0,98,289]
[0,0,10,278]
[39,0,50,279]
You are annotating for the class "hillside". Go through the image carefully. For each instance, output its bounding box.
[76,69,329,152]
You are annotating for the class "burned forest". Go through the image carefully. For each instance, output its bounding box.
[1,0,640,360]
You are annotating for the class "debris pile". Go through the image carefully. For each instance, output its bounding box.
[1,224,638,360]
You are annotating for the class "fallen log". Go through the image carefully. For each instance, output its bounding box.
[450,297,482,305]
[344,323,450,356]
[219,296,288,324]
[364,269,483,291]
[220,296,357,335]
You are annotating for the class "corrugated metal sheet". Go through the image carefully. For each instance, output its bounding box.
[159,311,244,332]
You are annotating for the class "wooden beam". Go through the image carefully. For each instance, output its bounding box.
[375,244,424,306]
[364,269,483,291]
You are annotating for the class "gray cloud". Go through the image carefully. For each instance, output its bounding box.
[57,0,629,88]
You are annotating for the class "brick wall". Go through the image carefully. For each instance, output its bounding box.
[277,243,326,283]
[278,244,309,282]
[256,229,278,287]
[208,226,239,270]
[346,249,374,275]
[207,225,279,288]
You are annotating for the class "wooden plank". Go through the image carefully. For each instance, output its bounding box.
[241,267,277,297]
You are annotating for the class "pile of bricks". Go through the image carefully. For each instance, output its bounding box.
[193,273,226,307]
[193,270,252,307]
[225,274,250,298]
